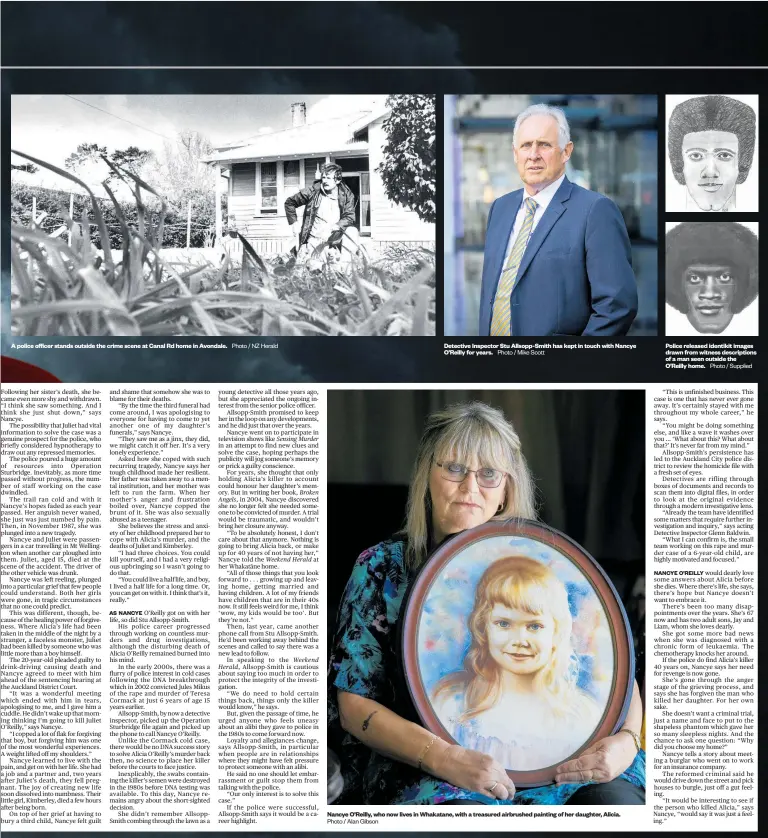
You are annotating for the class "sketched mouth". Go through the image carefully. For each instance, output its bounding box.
[698,183,723,192]
[696,305,723,315]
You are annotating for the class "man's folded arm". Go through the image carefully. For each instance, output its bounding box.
[583,196,638,337]
[284,187,313,225]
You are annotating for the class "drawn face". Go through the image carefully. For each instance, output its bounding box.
[429,454,506,544]
[682,131,739,211]
[513,114,573,194]
[486,603,556,677]
[683,263,736,334]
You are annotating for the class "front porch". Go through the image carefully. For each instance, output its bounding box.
[233,235,434,258]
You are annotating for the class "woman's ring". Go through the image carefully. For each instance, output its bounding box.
[488,781,498,793]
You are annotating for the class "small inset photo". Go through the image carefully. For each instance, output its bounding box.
[443,94,658,338]
[665,94,758,213]
[327,392,647,806]
[11,94,435,337]
[665,221,758,336]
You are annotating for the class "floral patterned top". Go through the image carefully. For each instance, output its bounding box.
[328,538,646,805]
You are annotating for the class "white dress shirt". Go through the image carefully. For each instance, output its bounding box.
[499,173,566,276]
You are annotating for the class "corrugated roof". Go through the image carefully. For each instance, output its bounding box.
[204,108,387,164]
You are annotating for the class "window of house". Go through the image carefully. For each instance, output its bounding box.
[304,158,325,188]
[284,160,301,193]
[231,163,256,196]
[260,162,277,214]
[360,171,371,232]
[337,156,369,174]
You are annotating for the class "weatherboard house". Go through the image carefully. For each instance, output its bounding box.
[205,102,434,255]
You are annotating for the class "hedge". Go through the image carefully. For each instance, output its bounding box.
[11,180,227,249]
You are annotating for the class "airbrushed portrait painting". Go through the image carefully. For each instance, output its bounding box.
[402,521,634,786]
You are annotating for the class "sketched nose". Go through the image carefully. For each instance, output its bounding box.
[702,157,719,178]
[700,277,722,299]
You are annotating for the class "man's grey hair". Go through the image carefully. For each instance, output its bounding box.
[513,104,571,149]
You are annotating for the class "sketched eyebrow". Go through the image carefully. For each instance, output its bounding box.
[714,147,736,152]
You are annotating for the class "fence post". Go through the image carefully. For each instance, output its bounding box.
[187,199,192,249]
[215,165,223,245]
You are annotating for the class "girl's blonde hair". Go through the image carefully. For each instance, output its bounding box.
[403,402,537,569]
[434,556,589,721]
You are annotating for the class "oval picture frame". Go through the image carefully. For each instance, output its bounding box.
[401,519,635,788]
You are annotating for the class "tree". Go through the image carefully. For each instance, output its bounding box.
[152,130,217,200]
[145,131,224,241]
[64,142,154,185]
[110,146,154,179]
[64,142,108,175]
[376,94,436,224]
[11,163,38,173]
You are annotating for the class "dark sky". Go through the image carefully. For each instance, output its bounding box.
[3,2,768,67]
[3,2,766,386]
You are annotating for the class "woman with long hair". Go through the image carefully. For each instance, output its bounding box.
[328,402,644,805]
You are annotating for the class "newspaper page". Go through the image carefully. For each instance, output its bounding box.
[1,383,757,833]
[0,7,763,836]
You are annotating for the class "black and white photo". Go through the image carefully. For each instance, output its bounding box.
[665,221,758,336]
[11,94,436,337]
[665,94,758,213]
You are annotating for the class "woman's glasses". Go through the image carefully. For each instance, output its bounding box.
[436,461,506,489]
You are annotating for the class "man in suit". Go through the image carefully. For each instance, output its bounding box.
[479,104,638,337]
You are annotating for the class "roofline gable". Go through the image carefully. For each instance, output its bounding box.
[202,106,388,164]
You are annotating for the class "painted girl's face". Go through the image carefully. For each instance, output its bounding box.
[683,263,736,334]
[682,130,739,211]
[486,603,556,677]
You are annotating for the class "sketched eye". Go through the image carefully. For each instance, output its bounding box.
[716,151,735,162]
[686,151,704,162]
[719,273,733,283]
[686,273,702,284]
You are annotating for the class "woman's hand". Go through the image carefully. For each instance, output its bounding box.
[554,731,637,785]
[428,742,516,801]
[337,692,515,799]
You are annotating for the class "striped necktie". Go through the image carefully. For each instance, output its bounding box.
[490,196,538,336]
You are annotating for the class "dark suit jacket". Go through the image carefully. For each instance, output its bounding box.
[479,177,638,337]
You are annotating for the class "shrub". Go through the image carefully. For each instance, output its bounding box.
[10,180,226,250]
[10,152,434,337]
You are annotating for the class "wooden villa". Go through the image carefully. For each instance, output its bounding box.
[205,102,434,255]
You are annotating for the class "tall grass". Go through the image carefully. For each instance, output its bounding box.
[10,151,435,337]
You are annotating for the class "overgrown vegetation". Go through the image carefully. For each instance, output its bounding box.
[10,151,435,337]
[11,181,222,249]
[378,94,436,224]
